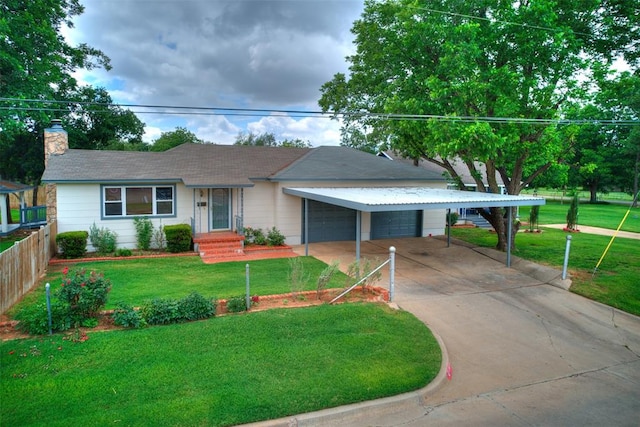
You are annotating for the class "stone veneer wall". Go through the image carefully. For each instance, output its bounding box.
[44,119,68,223]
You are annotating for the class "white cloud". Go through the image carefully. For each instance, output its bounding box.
[63,1,362,144]
[247,115,342,146]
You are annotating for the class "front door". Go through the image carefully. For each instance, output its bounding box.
[211,188,231,230]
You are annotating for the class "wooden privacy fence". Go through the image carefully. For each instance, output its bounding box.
[0,221,57,315]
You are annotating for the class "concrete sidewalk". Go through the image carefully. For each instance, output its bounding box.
[247,237,640,426]
[542,224,640,240]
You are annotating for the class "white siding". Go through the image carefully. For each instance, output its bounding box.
[56,183,193,251]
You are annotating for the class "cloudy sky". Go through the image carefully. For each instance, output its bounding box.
[65,0,364,145]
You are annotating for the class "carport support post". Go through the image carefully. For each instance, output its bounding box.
[304,198,309,256]
[389,246,396,302]
[446,208,451,247]
[356,211,361,261]
[507,206,512,268]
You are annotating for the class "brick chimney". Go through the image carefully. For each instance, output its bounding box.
[44,119,68,223]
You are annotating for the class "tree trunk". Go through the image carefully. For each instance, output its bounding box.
[480,206,520,252]
[589,182,598,204]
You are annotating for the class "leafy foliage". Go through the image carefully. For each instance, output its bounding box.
[133,217,154,251]
[234,131,310,148]
[163,224,192,253]
[112,302,146,329]
[14,301,72,335]
[89,223,117,255]
[318,0,639,250]
[266,227,286,246]
[288,257,310,298]
[56,231,88,259]
[226,295,248,313]
[56,268,112,320]
[316,261,340,299]
[150,127,203,151]
[566,194,580,231]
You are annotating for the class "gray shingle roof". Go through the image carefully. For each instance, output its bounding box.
[42,144,444,187]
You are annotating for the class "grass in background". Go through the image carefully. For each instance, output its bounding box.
[1,303,441,427]
[10,257,349,314]
[521,188,636,203]
[451,227,640,316]
[518,201,640,232]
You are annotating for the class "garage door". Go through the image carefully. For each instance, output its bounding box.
[305,200,356,243]
[371,210,422,239]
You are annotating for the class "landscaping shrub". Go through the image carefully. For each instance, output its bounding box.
[152,223,166,250]
[140,298,180,325]
[446,211,459,226]
[267,226,286,246]
[288,257,309,298]
[89,223,117,254]
[243,226,266,246]
[134,217,154,251]
[56,231,88,259]
[115,248,132,257]
[164,224,192,253]
[14,301,72,335]
[226,295,247,313]
[346,258,382,290]
[316,261,340,299]
[112,302,146,328]
[178,292,217,320]
[139,293,216,324]
[56,267,112,321]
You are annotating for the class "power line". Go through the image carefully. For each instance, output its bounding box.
[1,98,638,127]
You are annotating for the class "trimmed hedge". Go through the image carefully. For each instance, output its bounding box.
[164,224,192,253]
[56,231,89,259]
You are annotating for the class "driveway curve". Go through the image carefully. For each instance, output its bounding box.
[249,237,640,426]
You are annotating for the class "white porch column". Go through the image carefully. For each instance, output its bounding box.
[0,193,8,233]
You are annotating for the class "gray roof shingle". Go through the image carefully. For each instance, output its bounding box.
[42,144,444,187]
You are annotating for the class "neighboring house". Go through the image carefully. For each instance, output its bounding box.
[41,123,449,251]
[380,151,506,194]
[0,180,47,236]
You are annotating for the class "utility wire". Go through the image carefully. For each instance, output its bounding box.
[1,98,638,127]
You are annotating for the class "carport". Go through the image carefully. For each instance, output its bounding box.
[283,187,545,267]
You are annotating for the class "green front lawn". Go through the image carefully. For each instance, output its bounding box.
[451,227,640,316]
[11,257,349,313]
[1,303,441,426]
[519,201,640,232]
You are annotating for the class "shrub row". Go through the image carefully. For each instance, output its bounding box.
[56,222,192,258]
[243,226,285,246]
[113,292,217,328]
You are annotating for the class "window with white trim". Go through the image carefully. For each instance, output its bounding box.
[103,185,175,217]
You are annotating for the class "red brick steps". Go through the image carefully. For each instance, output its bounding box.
[193,231,297,264]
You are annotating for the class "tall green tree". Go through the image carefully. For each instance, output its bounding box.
[319,0,638,250]
[597,71,640,206]
[150,127,204,151]
[64,86,145,150]
[0,0,111,190]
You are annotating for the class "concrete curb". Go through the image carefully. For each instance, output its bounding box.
[242,311,450,427]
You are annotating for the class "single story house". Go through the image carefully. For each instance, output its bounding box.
[41,123,453,251]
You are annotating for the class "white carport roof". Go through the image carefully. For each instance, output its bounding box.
[284,186,545,268]
[283,187,545,212]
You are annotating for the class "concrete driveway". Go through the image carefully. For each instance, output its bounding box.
[251,237,640,426]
